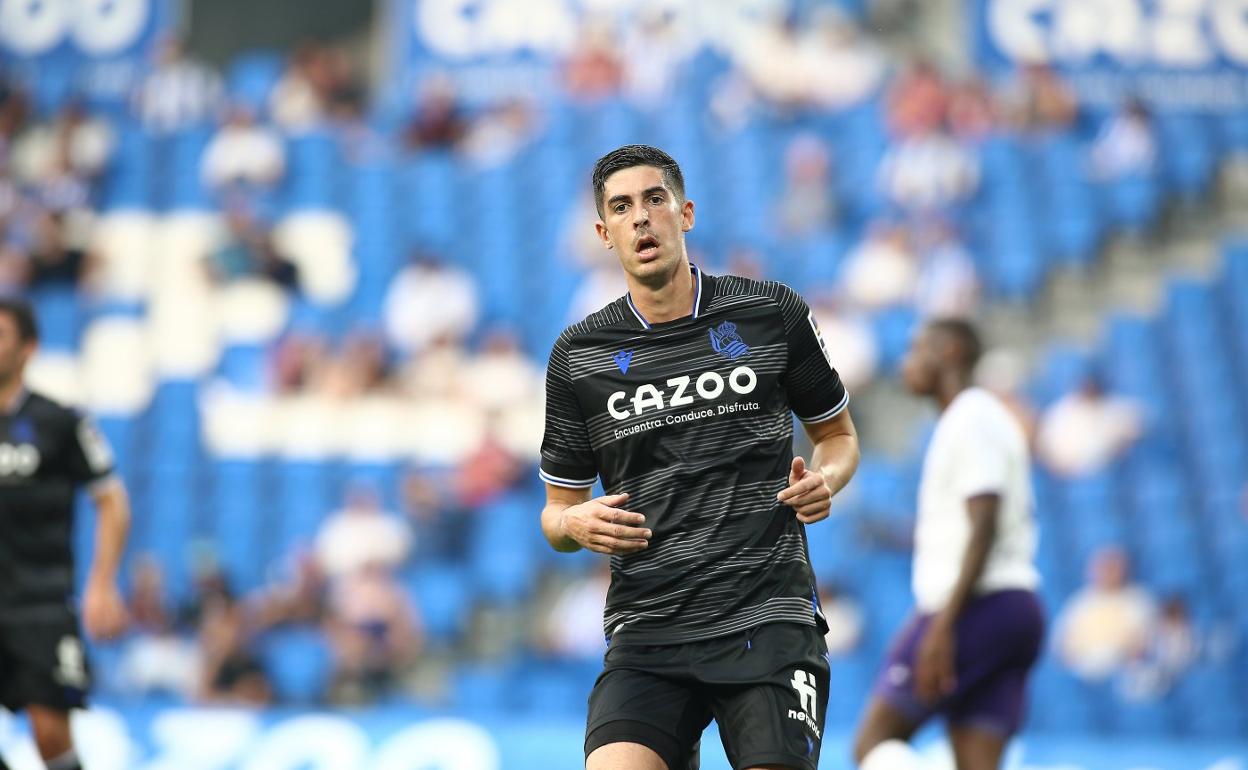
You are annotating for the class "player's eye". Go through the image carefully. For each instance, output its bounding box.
[649,195,664,205]
[614,203,628,214]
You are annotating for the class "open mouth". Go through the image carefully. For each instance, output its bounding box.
[636,235,660,259]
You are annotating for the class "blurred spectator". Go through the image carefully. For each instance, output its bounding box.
[947,78,997,143]
[135,38,224,133]
[326,562,421,703]
[10,99,114,186]
[1036,376,1143,478]
[271,332,332,394]
[999,63,1077,134]
[198,589,271,705]
[118,556,200,699]
[1120,595,1200,701]
[402,470,470,562]
[24,210,92,289]
[877,129,980,214]
[399,334,470,401]
[461,330,543,413]
[803,8,886,111]
[383,255,480,355]
[912,222,978,318]
[1055,547,1156,682]
[563,19,624,100]
[776,133,837,237]
[458,98,540,169]
[730,15,807,111]
[205,203,299,289]
[620,9,694,105]
[201,106,286,190]
[315,483,412,580]
[537,563,609,660]
[809,297,878,393]
[0,77,30,166]
[251,549,328,629]
[1091,99,1156,180]
[403,74,468,151]
[841,222,918,310]
[315,331,391,400]
[270,43,327,132]
[886,61,948,139]
[819,584,864,656]
[453,435,522,510]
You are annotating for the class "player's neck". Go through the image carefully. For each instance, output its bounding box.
[627,258,695,325]
[0,375,23,413]
[934,373,971,412]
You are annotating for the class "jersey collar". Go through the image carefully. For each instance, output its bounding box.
[626,264,706,330]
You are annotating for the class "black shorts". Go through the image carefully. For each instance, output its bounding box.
[0,612,90,713]
[585,622,830,770]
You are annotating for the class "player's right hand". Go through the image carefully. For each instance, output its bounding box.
[559,493,651,555]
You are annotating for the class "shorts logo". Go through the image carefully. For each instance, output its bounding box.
[612,350,634,374]
[54,635,88,689]
[708,321,749,360]
[791,669,818,720]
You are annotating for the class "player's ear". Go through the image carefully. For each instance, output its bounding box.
[681,198,695,232]
[595,220,613,249]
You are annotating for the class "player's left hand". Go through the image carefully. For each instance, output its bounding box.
[915,615,957,703]
[83,575,128,642]
[777,456,833,524]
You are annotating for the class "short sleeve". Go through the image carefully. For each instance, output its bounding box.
[952,406,1010,498]
[65,413,117,488]
[775,284,849,424]
[538,337,599,489]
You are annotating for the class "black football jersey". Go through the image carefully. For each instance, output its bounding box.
[540,267,848,644]
[0,390,116,616]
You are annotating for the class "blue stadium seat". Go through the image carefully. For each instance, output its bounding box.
[1105,173,1161,233]
[29,286,80,351]
[283,132,342,210]
[226,50,286,117]
[1156,115,1216,201]
[403,563,471,644]
[260,626,334,703]
[468,492,540,604]
[210,459,267,591]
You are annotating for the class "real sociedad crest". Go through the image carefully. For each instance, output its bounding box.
[708,321,749,360]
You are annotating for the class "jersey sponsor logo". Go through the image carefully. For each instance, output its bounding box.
[612,349,634,374]
[708,321,750,360]
[0,442,41,477]
[788,668,822,739]
[606,366,758,421]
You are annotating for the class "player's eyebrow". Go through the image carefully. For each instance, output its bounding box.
[606,186,667,209]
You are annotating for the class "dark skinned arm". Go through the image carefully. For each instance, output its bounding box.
[914,492,1000,702]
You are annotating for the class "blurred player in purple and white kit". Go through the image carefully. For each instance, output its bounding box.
[853,319,1044,770]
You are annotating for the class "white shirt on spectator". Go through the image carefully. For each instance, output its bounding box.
[878,133,979,212]
[1056,583,1156,681]
[1036,390,1143,477]
[383,262,480,355]
[137,60,223,133]
[315,505,412,579]
[201,121,286,188]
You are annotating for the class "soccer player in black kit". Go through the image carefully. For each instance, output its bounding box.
[0,299,130,770]
[540,145,860,770]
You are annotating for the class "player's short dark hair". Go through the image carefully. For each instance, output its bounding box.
[928,317,982,371]
[591,144,685,219]
[0,297,38,342]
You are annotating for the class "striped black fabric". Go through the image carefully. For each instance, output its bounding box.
[540,269,848,645]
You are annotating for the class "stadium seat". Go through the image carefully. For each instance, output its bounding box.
[260,626,335,704]
[403,563,471,644]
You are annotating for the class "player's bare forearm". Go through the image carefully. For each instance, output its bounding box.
[808,408,860,497]
[936,493,999,624]
[89,479,131,584]
[542,482,651,555]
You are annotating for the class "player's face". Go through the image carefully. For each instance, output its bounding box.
[596,165,694,284]
[0,315,34,384]
[901,327,939,396]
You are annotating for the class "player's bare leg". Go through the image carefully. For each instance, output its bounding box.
[948,726,1007,770]
[852,696,922,769]
[26,706,79,768]
[587,741,668,770]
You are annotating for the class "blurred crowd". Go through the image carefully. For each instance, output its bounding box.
[0,6,1232,718]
